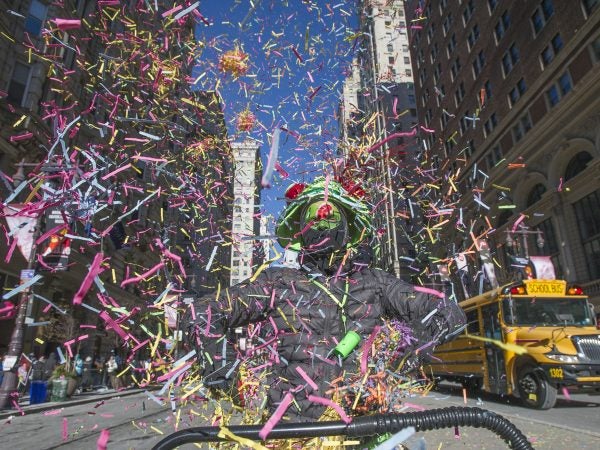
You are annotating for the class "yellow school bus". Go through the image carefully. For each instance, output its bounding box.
[428,279,600,409]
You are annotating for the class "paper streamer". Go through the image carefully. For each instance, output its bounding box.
[258,391,294,440]
[96,429,110,450]
[2,274,43,299]
[307,394,352,424]
[261,128,281,188]
[73,253,105,305]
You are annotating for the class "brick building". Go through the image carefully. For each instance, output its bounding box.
[406,0,600,305]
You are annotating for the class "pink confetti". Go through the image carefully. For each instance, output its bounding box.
[9,132,33,142]
[97,429,110,450]
[258,392,294,440]
[120,262,165,288]
[73,253,105,305]
[414,285,445,298]
[307,394,352,424]
[366,130,417,153]
[54,18,82,30]
[360,325,381,374]
[295,366,319,391]
[62,417,68,441]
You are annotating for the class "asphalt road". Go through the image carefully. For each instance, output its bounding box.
[403,382,600,449]
[1,388,599,449]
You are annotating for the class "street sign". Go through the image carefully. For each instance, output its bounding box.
[20,269,35,281]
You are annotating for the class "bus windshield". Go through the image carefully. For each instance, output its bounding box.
[502,297,594,327]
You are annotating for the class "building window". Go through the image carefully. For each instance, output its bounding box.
[387,43,393,52]
[25,0,48,36]
[7,62,31,107]
[488,0,498,14]
[388,56,395,64]
[385,20,392,27]
[466,140,475,159]
[443,12,453,36]
[404,56,410,64]
[541,33,564,68]
[403,44,409,52]
[494,10,511,42]
[463,0,475,25]
[433,63,442,84]
[527,184,547,207]
[455,82,465,105]
[546,85,560,106]
[484,80,493,101]
[440,0,449,14]
[583,0,600,16]
[573,189,600,281]
[472,50,485,78]
[436,84,446,107]
[565,151,593,181]
[508,78,527,106]
[485,144,503,169]
[512,113,532,143]
[559,71,573,94]
[427,23,435,43]
[591,36,600,62]
[446,33,457,58]
[531,0,555,35]
[430,43,438,64]
[460,110,471,134]
[405,68,412,77]
[467,24,480,50]
[451,57,461,81]
[483,112,498,137]
[502,43,520,77]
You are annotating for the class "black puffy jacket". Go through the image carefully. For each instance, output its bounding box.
[183,262,466,421]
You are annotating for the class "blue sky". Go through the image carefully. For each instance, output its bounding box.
[192,1,360,223]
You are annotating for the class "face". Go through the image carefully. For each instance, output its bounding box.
[300,201,349,257]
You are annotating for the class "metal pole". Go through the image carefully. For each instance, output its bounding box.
[0,211,43,409]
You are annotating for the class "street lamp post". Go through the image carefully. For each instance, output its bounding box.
[0,164,44,409]
[505,226,545,259]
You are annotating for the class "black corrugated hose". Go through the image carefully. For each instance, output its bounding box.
[151,406,534,449]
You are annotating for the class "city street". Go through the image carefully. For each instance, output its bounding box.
[1,387,600,449]
[405,383,600,449]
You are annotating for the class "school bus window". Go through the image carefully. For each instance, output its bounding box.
[465,309,480,334]
[502,297,593,326]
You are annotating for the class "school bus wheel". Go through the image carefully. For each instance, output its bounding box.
[516,364,557,410]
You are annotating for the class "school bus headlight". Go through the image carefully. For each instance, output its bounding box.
[545,353,579,363]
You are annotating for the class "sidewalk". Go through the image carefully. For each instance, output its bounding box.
[0,385,152,420]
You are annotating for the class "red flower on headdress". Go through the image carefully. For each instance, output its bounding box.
[340,179,366,199]
[316,203,333,219]
[285,183,306,200]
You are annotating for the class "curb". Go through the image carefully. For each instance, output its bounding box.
[0,388,154,420]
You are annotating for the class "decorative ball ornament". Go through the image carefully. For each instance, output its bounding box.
[236,109,256,132]
[218,48,249,77]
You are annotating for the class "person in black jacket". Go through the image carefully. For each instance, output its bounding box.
[183,177,466,423]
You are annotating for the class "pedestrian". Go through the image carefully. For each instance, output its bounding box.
[183,177,466,428]
[81,356,93,391]
[95,355,106,387]
[106,354,119,390]
[17,362,29,395]
[43,353,57,381]
[31,355,46,381]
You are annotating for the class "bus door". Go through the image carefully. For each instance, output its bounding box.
[481,303,507,394]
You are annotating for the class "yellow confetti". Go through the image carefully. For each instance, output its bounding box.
[465,333,528,355]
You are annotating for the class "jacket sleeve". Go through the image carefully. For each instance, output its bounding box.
[378,272,466,353]
[181,268,286,385]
